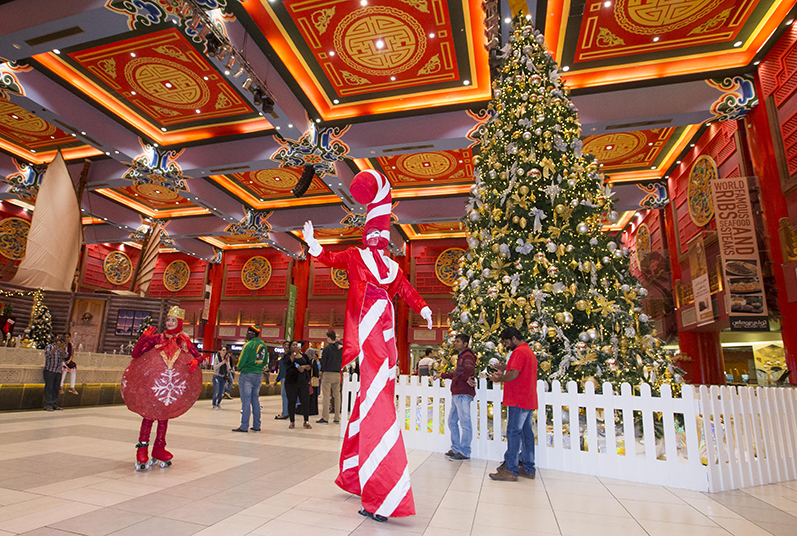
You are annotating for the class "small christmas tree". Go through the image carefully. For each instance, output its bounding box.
[29,297,52,349]
[137,315,154,339]
[446,14,683,393]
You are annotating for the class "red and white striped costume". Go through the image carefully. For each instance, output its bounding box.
[305,170,431,518]
[336,284,414,517]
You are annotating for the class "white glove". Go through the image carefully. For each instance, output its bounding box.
[303,220,322,256]
[420,306,433,330]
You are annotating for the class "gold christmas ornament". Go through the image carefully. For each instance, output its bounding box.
[533,342,543,352]
[519,185,530,196]
[576,300,587,310]
[555,312,565,323]
[547,327,557,338]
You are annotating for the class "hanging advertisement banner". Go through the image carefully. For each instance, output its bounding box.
[285,284,297,340]
[201,284,212,322]
[687,234,714,326]
[710,177,769,331]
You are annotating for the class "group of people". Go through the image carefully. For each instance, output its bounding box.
[41,332,78,411]
[231,328,345,432]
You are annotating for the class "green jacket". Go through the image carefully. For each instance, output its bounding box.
[237,337,267,374]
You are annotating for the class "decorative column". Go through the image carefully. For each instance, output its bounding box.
[395,244,412,375]
[663,192,725,384]
[202,254,225,355]
[291,256,310,341]
[743,78,797,380]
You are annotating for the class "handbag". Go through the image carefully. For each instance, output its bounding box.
[218,363,228,377]
[311,375,319,387]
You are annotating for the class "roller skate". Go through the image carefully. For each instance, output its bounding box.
[135,441,151,470]
[150,445,173,468]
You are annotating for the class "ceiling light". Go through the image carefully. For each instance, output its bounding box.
[690,144,695,147]
[734,41,743,47]
[375,40,384,49]
[676,160,681,164]
[754,61,760,65]
[131,91,136,95]
[504,17,511,23]
[53,49,60,54]
[333,99,339,104]
[650,166,655,169]
[234,66,246,78]
[360,0,367,5]
[648,142,653,146]
[31,150,36,153]
[10,114,18,119]
[224,70,230,75]
[788,19,794,26]
[114,151,119,154]
[105,152,110,156]
[161,127,167,131]
[605,145,613,150]
[429,33,435,38]
[81,131,86,135]
[329,51,335,56]
[196,109,201,113]
[71,133,76,137]
[275,125,281,130]
[203,76,209,81]
[604,1,611,6]
[390,76,396,80]
[288,124,293,128]
[130,53,136,57]
[315,118,320,123]
[562,66,569,72]
[463,80,470,85]
[653,37,659,42]
[153,143,159,147]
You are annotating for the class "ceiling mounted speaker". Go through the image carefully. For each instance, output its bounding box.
[292,164,315,198]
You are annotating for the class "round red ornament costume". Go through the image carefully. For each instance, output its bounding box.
[304,170,433,522]
[121,306,202,469]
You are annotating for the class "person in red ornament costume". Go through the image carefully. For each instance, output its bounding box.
[121,306,203,469]
[303,169,433,523]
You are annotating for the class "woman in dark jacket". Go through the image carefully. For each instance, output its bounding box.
[284,340,312,429]
[306,347,321,415]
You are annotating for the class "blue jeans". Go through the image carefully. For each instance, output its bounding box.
[280,382,289,417]
[212,375,227,407]
[238,373,262,430]
[504,406,535,476]
[449,394,473,458]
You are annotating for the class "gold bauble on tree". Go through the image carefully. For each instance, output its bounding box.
[576,300,588,311]
[519,185,530,196]
[554,312,565,323]
[533,342,544,352]
[547,327,557,338]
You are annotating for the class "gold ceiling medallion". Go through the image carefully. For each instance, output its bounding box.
[333,6,426,77]
[435,247,466,287]
[0,217,31,261]
[397,151,457,179]
[614,0,723,35]
[582,132,646,163]
[124,57,210,109]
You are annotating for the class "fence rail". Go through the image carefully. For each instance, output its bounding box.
[340,375,797,492]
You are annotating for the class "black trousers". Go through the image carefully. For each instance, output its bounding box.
[285,381,310,423]
[43,369,60,409]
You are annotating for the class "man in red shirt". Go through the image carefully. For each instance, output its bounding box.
[435,333,477,461]
[488,327,538,481]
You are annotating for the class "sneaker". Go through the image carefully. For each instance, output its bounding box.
[488,467,518,482]
[519,467,535,479]
[212,406,220,411]
[333,420,340,423]
[448,452,470,461]
[316,418,328,424]
[444,449,455,457]
[251,428,261,432]
[231,428,248,433]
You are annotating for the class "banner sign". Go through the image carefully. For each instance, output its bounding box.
[687,234,714,326]
[710,177,769,331]
[201,284,212,322]
[285,284,297,340]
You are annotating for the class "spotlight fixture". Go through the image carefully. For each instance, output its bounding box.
[198,25,211,39]
[179,2,192,16]
[225,53,236,70]
[189,14,201,30]
[216,45,230,61]
[234,66,246,78]
[242,77,253,90]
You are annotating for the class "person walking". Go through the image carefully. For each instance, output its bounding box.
[43,334,66,411]
[488,327,538,481]
[232,326,267,433]
[435,333,476,461]
[273,341,290,420]
[284,340,312,429]
[307,347,321,416]
[212,345,230,410]
[317,330,343,424]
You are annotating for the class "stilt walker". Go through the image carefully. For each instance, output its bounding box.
[303,170,434,522]
[121,306,202,469]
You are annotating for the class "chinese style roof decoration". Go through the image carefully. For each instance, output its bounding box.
[243,0,492,121]
[123,142,189,193]
[271,125,351,178]
[548,0,795,88]
[224,209,273,241]
[707,74,759,121]
[32,27,272,145]
[2,159,47,200]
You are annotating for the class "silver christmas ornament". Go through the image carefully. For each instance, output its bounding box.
[607,211,620,223]
[607,242,618,251]
[577,222,589,234]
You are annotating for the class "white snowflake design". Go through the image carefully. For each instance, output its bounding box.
[151,368,186,406]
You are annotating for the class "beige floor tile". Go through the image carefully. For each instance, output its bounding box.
[709,516,777,536]
[620,498,716,525]
[276,507,366,532]
[250,518,352,536]
[543,479,614,498]
[549,494,630,517]
[0,500,99,533]
[26,476,112,496]
[636,519,729,536]
[687,498,743,519]
[470,526,561,536]
[422,527,470,536]
[49,507,150,536]
[438,490,479,512]
[474,503,559,534]
[604,483,685,504]
[107,515,205,536]
[0,488,39,507]
[189,513,268,536]
[0,496,70,522]
[556,512,647,536]
[52,487,133,507]
[428,507,474,532]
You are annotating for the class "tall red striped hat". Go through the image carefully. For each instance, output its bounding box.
[350,169,392,249]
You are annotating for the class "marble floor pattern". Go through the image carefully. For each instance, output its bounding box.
[0,397,796,536]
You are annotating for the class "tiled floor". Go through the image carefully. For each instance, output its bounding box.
[1,397,796,536]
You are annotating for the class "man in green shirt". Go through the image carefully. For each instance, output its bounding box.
[232,326,267,432]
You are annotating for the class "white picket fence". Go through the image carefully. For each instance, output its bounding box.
[340,375,797,492]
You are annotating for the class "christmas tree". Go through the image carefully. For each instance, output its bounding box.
[29,293,52,349]
[137,315,154,339]
[447,15,682,393]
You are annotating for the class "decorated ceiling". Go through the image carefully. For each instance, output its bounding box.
[0,0,793,260]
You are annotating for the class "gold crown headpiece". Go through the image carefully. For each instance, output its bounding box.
[167,306,185,320]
